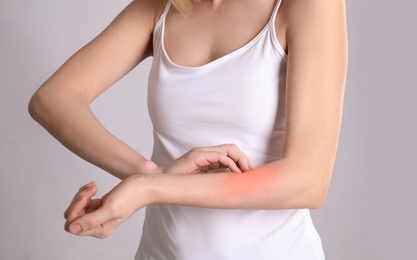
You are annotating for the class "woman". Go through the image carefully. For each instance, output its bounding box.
[29,0,347,258]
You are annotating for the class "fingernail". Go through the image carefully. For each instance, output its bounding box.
[84,182,96,191]
[70,224,82,234]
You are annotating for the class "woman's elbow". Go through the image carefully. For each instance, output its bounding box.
[304,178,331,210]
[28,83,84,123]
[28,89,44,122]
[268,161,332,210]
[289,169,331,210]
[28,86,60,123]
[306,190,328,210]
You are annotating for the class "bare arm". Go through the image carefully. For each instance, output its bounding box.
[147,0,348,209]
[66,0,348,237]
[28,0,162,179]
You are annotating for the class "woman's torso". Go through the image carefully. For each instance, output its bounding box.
[136,0,324,259]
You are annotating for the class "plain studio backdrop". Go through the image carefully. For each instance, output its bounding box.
[1,0,416,259]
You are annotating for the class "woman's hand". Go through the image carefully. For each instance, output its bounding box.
[64,175,150,238]
[64,182,101,235]
[64,143,251,238]
[157,144,252,174]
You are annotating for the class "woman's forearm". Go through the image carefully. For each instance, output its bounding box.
[63,157,329,237]
[145,159,328,210]
[28,86,156,179]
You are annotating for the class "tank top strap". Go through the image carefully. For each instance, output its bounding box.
[153,0,171,53]
[269,0,287,60]
[160,0,172,21]
[270,0,283,25]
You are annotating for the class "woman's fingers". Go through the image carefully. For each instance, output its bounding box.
[198,144,252,172]
[67,206,119,238]
[192,151,242,173]
[86,198,103,213]
[160,144,252,175]
[64,182,97,221]
[222,144,252,171]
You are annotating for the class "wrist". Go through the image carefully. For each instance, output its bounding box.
[132,173,160,206]
[136,160,161,175]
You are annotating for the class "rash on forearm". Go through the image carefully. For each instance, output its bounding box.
[221,166,282,208]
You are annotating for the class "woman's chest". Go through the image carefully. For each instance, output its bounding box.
[163,0,280,67]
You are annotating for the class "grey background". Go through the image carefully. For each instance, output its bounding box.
[1,0,416,259]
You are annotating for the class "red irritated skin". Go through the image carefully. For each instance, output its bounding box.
[222,166,287,208]
[221,161,331,210]
[147,158,328,211]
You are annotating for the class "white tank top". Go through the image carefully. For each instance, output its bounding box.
[136,1,324,259]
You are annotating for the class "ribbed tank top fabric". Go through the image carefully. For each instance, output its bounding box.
[136,1,324,259]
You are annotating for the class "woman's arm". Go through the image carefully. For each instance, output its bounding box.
[28,0,163,179]
[66,0,348,237]
[149,0,348,210]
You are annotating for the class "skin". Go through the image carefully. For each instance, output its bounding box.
[29,0,348,239]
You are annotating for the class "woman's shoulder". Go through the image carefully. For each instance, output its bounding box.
[131,0,168,28]
[281,0,346,38]
[284,0,346,21]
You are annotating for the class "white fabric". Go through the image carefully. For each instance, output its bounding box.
[136,0,324,259]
